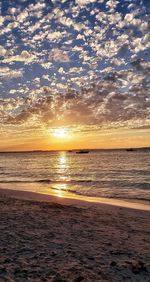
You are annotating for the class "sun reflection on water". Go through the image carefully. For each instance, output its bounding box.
[52,183,68,197]
[52,152,70,197]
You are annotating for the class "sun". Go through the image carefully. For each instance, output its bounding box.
[53,128,68,138]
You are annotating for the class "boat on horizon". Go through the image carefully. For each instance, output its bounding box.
[126,148,135,152]
[76,150,89,154]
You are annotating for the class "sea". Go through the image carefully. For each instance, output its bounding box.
[0,150,150,201]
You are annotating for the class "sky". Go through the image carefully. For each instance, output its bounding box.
[0,0,150,151]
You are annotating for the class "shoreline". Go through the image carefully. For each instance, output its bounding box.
[0,187,150,211]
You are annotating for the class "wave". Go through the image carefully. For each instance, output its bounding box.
[71,191,150,202]
[0,179,149,189]
[0,179,149,201]
[0,179,93,184]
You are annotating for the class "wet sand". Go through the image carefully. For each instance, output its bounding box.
[0,188,150,281]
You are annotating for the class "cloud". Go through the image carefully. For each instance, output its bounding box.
[0,0,149,136]
[1,60,149,130]
[106,0,119,10]
[0,45,7,56]
[41,62,52,69]
[0,67,23,78]
[49,48,70,62]
[76,0,97,6]
[47,31,64,41]
[58,67,64,74]
[2,50,36,64]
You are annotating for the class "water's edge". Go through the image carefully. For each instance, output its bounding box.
[0,187,150,211]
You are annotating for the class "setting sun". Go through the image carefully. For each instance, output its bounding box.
[52,128,69,139]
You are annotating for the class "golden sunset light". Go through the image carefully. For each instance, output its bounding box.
[52,128,70,139]
[0,0,149,152]
[0,1,150,281]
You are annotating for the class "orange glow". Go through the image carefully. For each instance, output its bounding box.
[0,126,150,152]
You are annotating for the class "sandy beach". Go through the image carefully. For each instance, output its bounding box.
[0,189,150,282]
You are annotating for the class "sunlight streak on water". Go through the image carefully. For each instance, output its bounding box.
[51,152,69,196]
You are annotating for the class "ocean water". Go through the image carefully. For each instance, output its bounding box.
[0,150,150,201]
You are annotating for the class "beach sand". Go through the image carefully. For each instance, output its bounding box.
[0,189,149,281]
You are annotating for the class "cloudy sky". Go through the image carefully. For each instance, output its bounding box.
[0,0,150,151]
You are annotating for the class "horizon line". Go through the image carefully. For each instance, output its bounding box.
[0,146,150,153]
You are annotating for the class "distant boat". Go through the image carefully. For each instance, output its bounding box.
[126,148,135,152]
[76,150,89,154]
